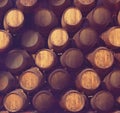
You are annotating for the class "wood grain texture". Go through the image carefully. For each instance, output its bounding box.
[35,49,57,70]
[4,9,24,31]
[87,47,114,69]
[0,30,11,52]
[76,68,100,91]
[61,7,82,33]
[48,69,71,90]
[101,27,120,48]
[19,67,43,91]
[3,89,27,112]
[60,90,86,112]
[48,28,69,51]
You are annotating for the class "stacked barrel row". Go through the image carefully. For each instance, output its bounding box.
[0,0,120,113]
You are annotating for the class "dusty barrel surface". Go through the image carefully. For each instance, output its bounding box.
[32,90,56,112]
[3,89,28,112]
[21,30,44,53]
[5,49,32,73]
[60,90,87,112]
[19,67,43,92]
[87,6,112,31]
[60,48,84,69]
[102,0,120,12]
[0,71,15,93]
[34,8,58,36]
[3,9,24,32]
[87,47,114,69]
[75,68,101,93]
[73,27,98,50]
[91,90,115,112]
[48,68,71,91]
[103,70,120,94]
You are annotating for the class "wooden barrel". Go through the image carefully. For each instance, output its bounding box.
[61,7,83,34]
[111,111,120,113]
[103,70,120,94]
[48,68,71,91]
[49,0,71,17]
[16,0,38,13]
[3,89,28,112]
[60,90,87,112]
[73,27,98,51]
[0,111,9,113]
[19,111,38,113]
[86,110,97,113]
[35,49,57,70]
[0,95,3,107]
[74,0,96,15]
[91,90,115,112]
[75,68,101,93]
[116,96,120,106]
[0,0,12,11]
[87,6,112,31]
[19,67,43,92]
[102,0,120,12]
[48,28,69,52]
[5,49,32,73]
[0,0,13,22]
[21,30,44,53]
[3,9,24,32]
[118,11,120,25]
[32,90,56,112]
[87,47,114,69]
[60,48,84,69]
[101,27,120,49]
[34,8,58,36]
[0,71,16,93]
[0,30,12,52]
